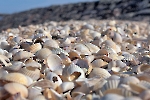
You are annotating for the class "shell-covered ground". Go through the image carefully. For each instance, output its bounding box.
[0,19,150,100]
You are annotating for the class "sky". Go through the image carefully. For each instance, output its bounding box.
[0,0,95,14]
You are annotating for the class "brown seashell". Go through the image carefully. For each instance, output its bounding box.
[4,82,28,98]
[13,51,34,61]
[89,68,111,79]
[35,48,52,60]
[43,88,52,100]
[2,73,28,86]
[137,64,150,73]
[19,67,40,81]
[69,50,81,60]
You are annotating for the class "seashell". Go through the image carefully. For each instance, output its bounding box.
[59,53,71,66]
[83,55,95,63]
[5,61,24,71]
[28,79,57,90]
[107,75,120,80]
[4,82,28,98]
[26,43,42,53]
[13,51,34,61]
[138,81,150,89]
[28,87,42,100]
[43,88,52,99]
[49,88,65,100]
[10,48,24,55]
[84,43,100,54]
[123,97,142,100]
[46,71,62,86]
[140,90,150,100]
[101,40,117,52]
[51,47,69,56]
[136,64,150,73]
[46,54,64,75]
[91,59,108,68]
[0,54,11,66]
[100,94,124,100]
[35,48,52,60]
[73,92,85,100]
[89,68,111,79]
[0,68,8,79]
[112,33,122,43]
[128,82,147,94]
[19,67,40,81]
[0,86,9,100]
[25,60,41,68]
[0,41,11,51]
[82,24,94,30]
[57,82,75,93]
[32,95,46,100]
[69,50,81,60]
[62,63,85,81]
[101,80,120,94]
[2,72,28,86]
[120,76,140,85]
[43,39,59,49]
[74,43,91,55]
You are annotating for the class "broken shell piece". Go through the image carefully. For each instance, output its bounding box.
[0,55,12,66]
[2,72,28,86]
[62,63,85,81]
[4,82,28,98]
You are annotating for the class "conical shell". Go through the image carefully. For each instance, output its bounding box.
[89,68,111,79]
[13,51,34,61]
[2,72,28,86]
[35,48,52,60]
[62,63,85,81]
[19,67,40,81]
[4,82,28,98]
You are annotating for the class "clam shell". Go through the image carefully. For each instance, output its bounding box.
[13,51,34,61]
[57,82,75,93]
[50,88,65,100]
[25,60,41,68]
[139,90,150,100]
[28,87,42,100]
[120,76,140,85]
[35,48,52,60]
[62,63,85,81]
[51,47,69,56]
[69,50,81,60]
[46,72,62,86]
[84,43,100,53]
[46,54,64,75]
[2,72,28,86]
[19,67,40,81]
[89,68,111,79]
[91,59,108,68]
[4,82,28,98]
[59,53,71,66]
[32,95,46,100]
[26,43,42,53]
[74,43,91,55]
[137,64,150,73]
[5,61,24,71]
[112,33,122,43]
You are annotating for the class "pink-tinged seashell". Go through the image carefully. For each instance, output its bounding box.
[4,82,28,98]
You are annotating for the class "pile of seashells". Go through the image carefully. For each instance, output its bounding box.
[0,19,150,100]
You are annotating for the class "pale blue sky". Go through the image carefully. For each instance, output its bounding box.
[0,0,95,14]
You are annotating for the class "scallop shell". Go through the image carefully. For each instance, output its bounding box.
[26,43,42,53]
[101,40,117,52]
[19,67,40,81]
[46,54,64,75]
[35,48,52,60]
[13,51,34,61]
[5,61,24,71]
[43,39,59,48]
[84,43,100,53]
[25,60,41,68]
[62,63,85,81]
[89,68,111,79]
[4,82,28,98]
[2,72,28,86]
[57,82,75,93]
[91,59,108,68]
[46,71,62,86]
[74,43,91,55]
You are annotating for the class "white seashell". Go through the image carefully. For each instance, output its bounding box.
[0,55,11,66]
[46,71,62,86]
[28,87,42,100]
[51,47,69,56]
[5,61,24,71]
[43,39,59,48]
[62,63,85,81]
[4,82,28,98]
[35,48,52,60]
[84,43,100,54]
[46,54,64,75]
[57,82,75,93]
[89,68,111,79]
[91,59,108,68]
[32,95,46,100]
[100,94,124,100]
[49,88,65,100]
[26,43,42,53]
[121,76,140,85]
[74,43,91,55]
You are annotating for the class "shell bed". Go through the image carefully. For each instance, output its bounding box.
[0,19,150,100]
